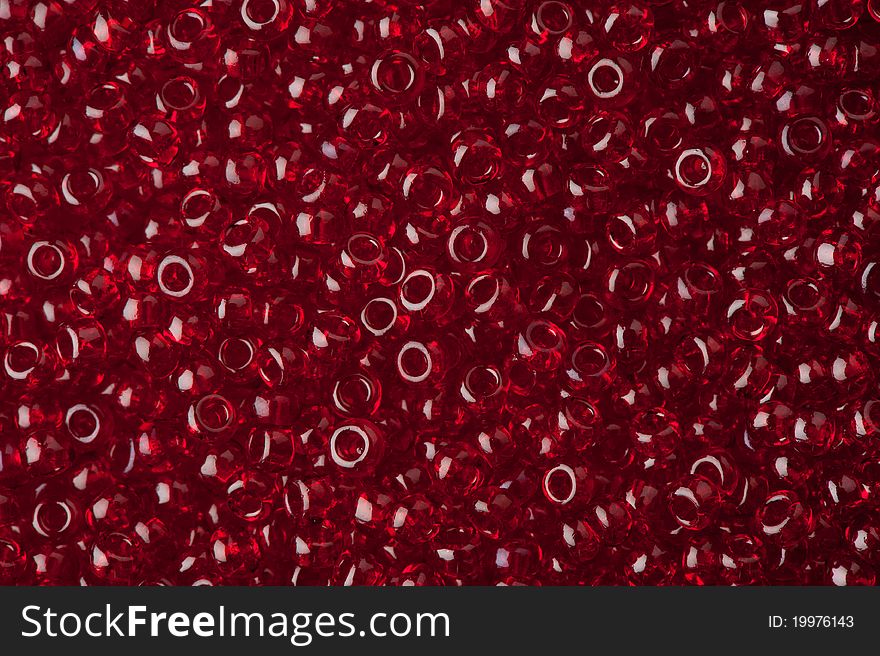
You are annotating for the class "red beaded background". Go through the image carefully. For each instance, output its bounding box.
[1,0,879,585]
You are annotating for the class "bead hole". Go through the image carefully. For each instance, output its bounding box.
[864,400,880,431]
[171,10,208,42]
[536,1,574,35]
[28,242,65,279]
[66,405,100,443]
[669,486,701,526]
[88,82,124,110]
[527,229,565,264]
[649,120,682,151]
[6,342,39,373]
[181,189,214,222]
[195,395,234,433]
[786,279,821,310]
[63,169,103,203]
[158,256,194,297]
[467,275,500,309]
[450,225,489,263]
[684,263,721,294]
[565,398,598,427]
[373,54,417,94]
[589,59,623,97]
[717,1,749,33]
[243,0,280,25]
[786,117,826,154]
[573,295,605,329]
[572,344,609,376]
[398,342,431,382]
[362,298,397,334]
[35,501,72,534]
[676,150,712,188]
[465,366,502,398]
[840,89,873,119]
[330,426,370,467]
[401,271,435,310]
[527,321,563,350]
[334,375,374,411]
[674,336,710,376]
[219,338,254,372]
[543,465,576,504]
[161,77,199,111]
[609,261,653,301]
[347,234,383,265]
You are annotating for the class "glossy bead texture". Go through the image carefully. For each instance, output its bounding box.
[0,0,878,587]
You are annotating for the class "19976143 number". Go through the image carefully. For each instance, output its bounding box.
[769,615,854,629]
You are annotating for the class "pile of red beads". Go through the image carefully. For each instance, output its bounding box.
[2,0,880,585]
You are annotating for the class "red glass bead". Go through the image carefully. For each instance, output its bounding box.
[327,420,385,475]
[757,490,815,547]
